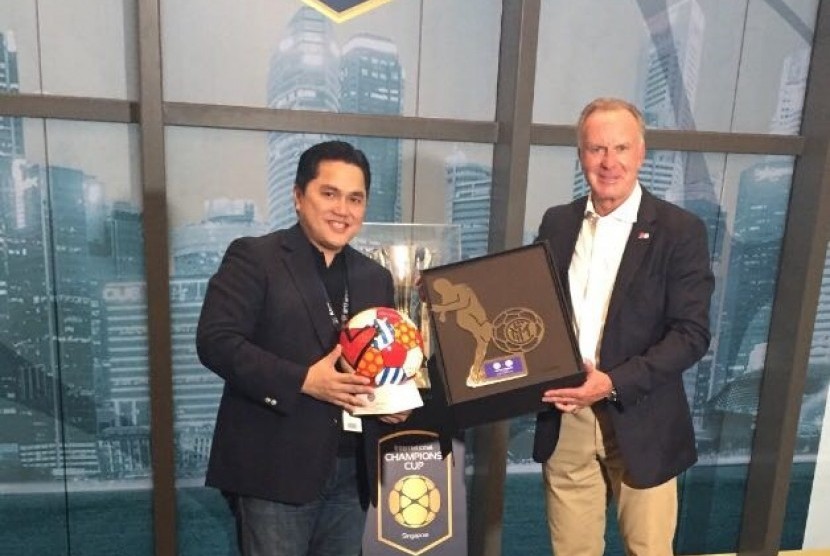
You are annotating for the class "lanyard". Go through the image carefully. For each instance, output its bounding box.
[324,284,349,330]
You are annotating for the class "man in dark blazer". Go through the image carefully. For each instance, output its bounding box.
[197,141,407,556]
[533,98,714,555]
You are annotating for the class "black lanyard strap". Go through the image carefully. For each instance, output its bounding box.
[324,283,349,330]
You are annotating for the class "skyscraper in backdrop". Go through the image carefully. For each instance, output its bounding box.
[445,149,491,260]
[267,8,403,230]
[267,8,340,230]
[340,34,403,222]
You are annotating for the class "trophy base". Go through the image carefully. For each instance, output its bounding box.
[352,380,424,415]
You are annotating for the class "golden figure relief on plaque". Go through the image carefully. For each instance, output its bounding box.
[430,278,544,388]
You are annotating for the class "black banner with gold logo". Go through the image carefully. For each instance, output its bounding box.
[363,431,466,555]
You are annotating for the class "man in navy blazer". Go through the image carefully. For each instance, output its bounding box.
[197,141,406,556]
[533,98,714,555]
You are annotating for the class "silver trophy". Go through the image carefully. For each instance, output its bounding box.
[354,223,461,388]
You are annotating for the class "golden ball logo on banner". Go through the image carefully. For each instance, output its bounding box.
[389,475,441,528]
[301,0,393,23]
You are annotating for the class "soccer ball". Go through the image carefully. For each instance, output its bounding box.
[388,475,441,528]
[338,307,424,386]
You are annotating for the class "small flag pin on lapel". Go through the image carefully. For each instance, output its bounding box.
[638,231,650,240]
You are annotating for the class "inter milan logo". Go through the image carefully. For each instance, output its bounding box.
[492,307,544,353]
[301,0,392,23]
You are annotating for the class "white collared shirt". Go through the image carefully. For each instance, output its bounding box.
[568,183,642,365]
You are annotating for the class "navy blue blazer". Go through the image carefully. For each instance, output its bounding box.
[532,188,714,488]
[197,224,394,504]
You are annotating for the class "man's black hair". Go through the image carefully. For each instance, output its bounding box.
[294,140,371,194]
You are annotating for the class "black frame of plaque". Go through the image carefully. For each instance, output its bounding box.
[421,242,583,429]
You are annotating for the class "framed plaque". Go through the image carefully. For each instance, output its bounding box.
[421,242,583,428]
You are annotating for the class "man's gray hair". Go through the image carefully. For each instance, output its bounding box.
[577,98,646,147]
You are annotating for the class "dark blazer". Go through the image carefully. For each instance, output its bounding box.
[197,224,394,504]
[532,188,714,488]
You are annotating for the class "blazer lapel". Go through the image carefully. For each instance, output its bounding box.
[280,225,336,349]
[605,190,658,325]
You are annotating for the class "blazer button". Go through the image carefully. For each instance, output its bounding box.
[270,399,278,406]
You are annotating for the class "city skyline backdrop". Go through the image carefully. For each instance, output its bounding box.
[0,0,819,227]
[1,0,827,473]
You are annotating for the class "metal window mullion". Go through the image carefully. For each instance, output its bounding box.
[136,1,177,555]
[0,94,136,123]
[0,94,809,157]
[738,1,830,554]
[468,2,540,556]
[164,102,498,143]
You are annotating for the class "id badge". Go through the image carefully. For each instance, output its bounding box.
[342,410,363,433]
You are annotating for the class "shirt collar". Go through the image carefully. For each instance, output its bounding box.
[311,245,346,274]
[585,182,642,224]
[297,224,346,272]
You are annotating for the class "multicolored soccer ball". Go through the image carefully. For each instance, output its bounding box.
[338,307,424,386]
[388,474,441,528]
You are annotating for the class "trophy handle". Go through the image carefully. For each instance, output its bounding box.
[414,302,432,389]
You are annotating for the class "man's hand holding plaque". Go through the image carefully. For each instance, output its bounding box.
[338,307,424,415]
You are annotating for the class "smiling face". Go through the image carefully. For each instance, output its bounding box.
[294,160,367,264]
[578,108,646,216]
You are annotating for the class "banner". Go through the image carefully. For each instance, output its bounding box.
[363,431,467,555]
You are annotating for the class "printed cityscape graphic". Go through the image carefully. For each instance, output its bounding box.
[0,0,828,491]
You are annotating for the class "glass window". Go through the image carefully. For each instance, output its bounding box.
[161,0,500,120]
[416,0,500,120]
[533,0,818,134]
[165,126,406,233]
[410,141,494,259]
[162,1,418,113]
[0,119,150,554]
[731,0,818,134]
[165,131,271,554]
[0,0,138,99]
[0,120,69,556]
[787,241,830,551]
